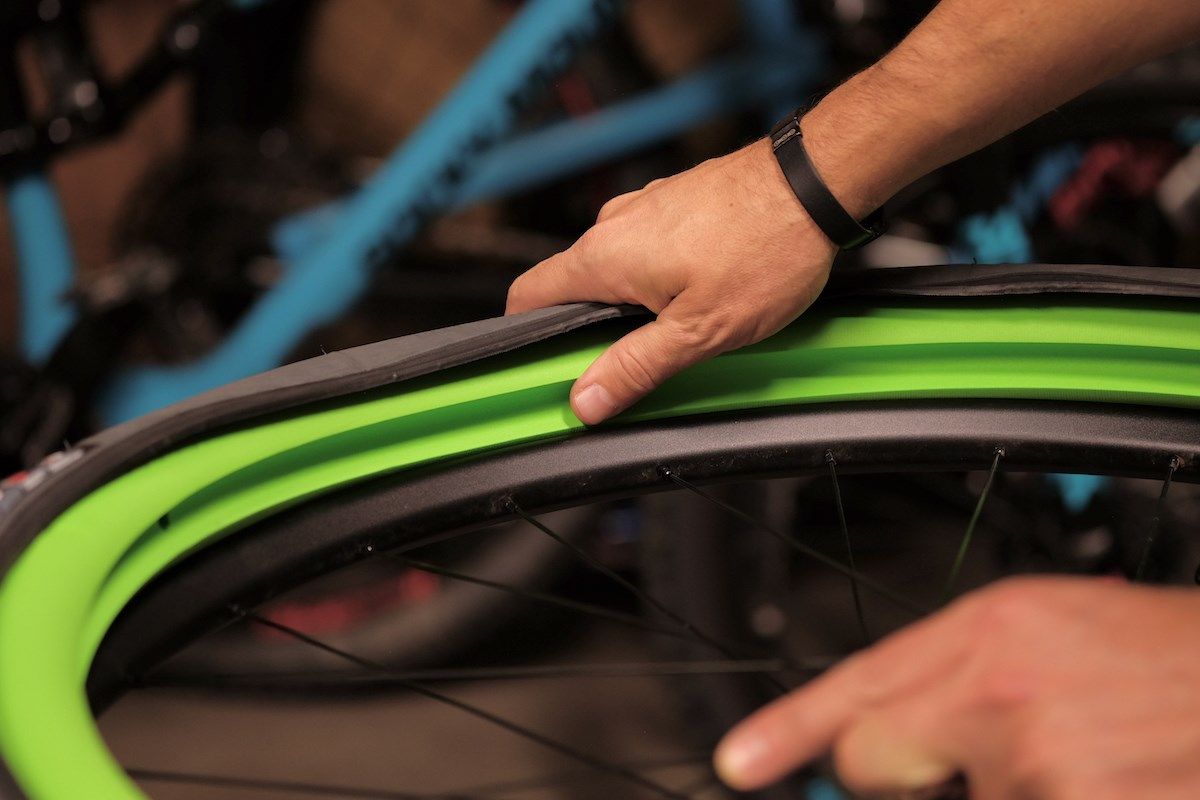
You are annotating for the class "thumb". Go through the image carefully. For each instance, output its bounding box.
[570,305,724,425]
[832,711,959,795]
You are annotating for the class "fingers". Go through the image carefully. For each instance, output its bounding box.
[596,190,639,222]
[715,598,980,790]
[712,659,876,790]
[569,298,722,425]
[833,707,959,795]
[505,245,617,315]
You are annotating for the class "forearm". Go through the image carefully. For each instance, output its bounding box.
[802,0,1200,217]
[506,1,1200,426]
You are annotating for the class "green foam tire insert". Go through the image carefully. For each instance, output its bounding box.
[2,299,1200,798]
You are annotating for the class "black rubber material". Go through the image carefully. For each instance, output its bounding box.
[0,303,643,575]
[823,263,1200,301]
[89,400,1200,712]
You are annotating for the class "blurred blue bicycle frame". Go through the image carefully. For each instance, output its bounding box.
[6,0,824,423]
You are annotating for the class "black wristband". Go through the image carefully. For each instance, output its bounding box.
[769,111,884,250]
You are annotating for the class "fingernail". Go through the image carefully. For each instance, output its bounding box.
[572,383,616,425]
[714,731,770,787]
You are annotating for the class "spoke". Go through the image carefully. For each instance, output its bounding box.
[395,556,697,642]
[143,659,788,691]
[236,609,689,800]
[506,500,767,669]
[126,767,480,799]
[826,452,869,644]
[399,556,800,693]
[782,653,841,673]
[940,448,1004,604]
[661,468,929,618]
[1136,456,1181,582]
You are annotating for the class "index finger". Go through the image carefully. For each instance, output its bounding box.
[505,244,619,315]
[714,597,978,789]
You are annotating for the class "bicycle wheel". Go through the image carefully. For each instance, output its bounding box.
[152,508,598,678]
[2,264,1199,799]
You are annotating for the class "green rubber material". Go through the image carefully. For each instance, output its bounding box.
[2,299,1200,799]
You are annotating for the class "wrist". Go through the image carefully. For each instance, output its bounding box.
[746,139,839,258]
[798,107,892,221]
[799,65,943,219]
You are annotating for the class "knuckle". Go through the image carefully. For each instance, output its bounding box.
[968,577,1045,641]
[575,227,605,260]
[669,312,742,355]
[596,198,621,222]
[609,339,662,395]
[666,319,711,352]
[506,275,529,308]
[709,312,756,347]
[965,661,1040,713]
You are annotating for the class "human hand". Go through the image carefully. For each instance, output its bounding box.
[505,138,838,425]
[714,577,1200,799]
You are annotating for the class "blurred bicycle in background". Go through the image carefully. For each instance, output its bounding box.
[1,4,1199,798]
[5,0,1198,467]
